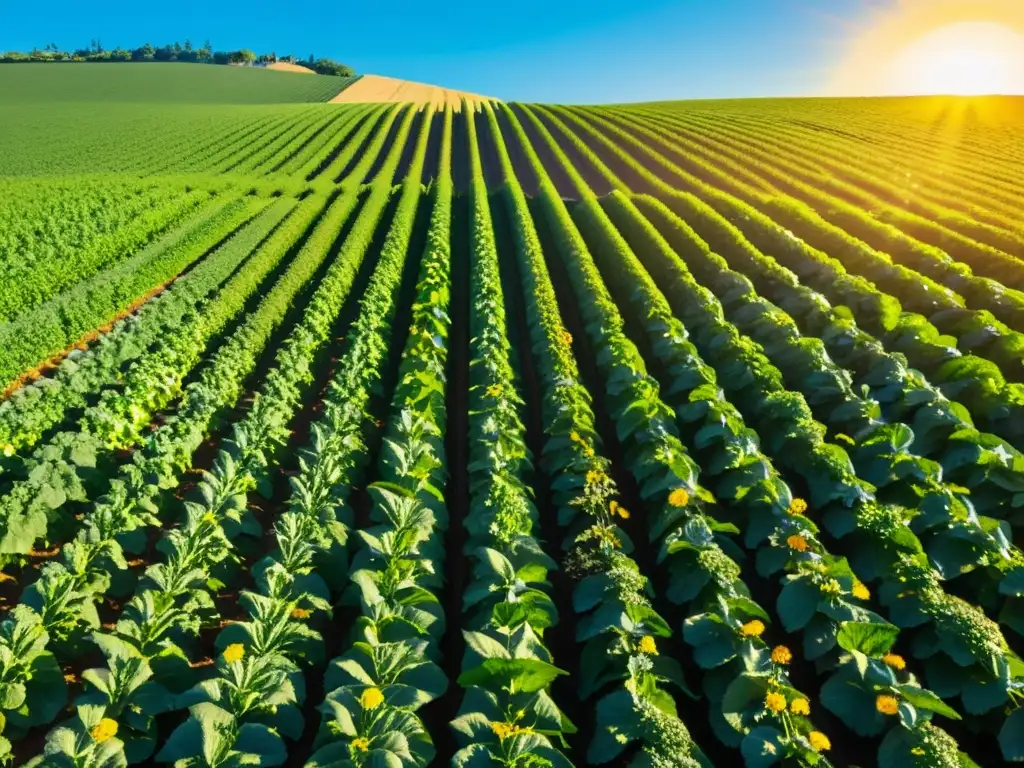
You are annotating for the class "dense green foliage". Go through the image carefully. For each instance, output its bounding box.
[1,64,1023,767]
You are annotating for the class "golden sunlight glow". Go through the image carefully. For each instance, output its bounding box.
[832,1,1024,96]
[890,22,1024,95]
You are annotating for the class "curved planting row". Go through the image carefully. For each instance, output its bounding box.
[512,102,1024,763]
[496,101,847,766]
[0,190,250,393]
[305,106,451,767]
[0,197,295,457]
[665,107,1024,241]
[635,107,1024,260]
[2,185,363,761]
[5,91,1024,768]
[15,105,424,767]
[539,104,1024,452]
[606,107,1024,298]
[487,99,715,767]
[447,107,574,766]
[0,178,209,326]
[594,192,1007,761]
[0,100,413,566]
[0,196,315,560]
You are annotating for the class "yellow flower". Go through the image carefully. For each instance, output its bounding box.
[1,444,14,457]
[90,718,118,743]
[911,747,925,756]
[638,636,659,655]
[561,330,573,345]
[610,500,630,520]
[486,384,503,398]
[740,619,765,638]
[790,698,810,716]
[668,488,690,508]
[351,736,370,752]
[202,511,217,525]
[570,431,581,443]
[586,470,605,486]
[882,653,906,671]
[786,534,809,552]
[808,731,831,752]
[876,695,900,715]
[222,644,245,664]
[852,582,871,600]
[770,645,792,665]
[291,608,312,619]
[490,721,514,740]
[765,692,787,712]
[360,687,385,710]
[787,498,808,515]
[820,579,842,596]
[583,446,595,457]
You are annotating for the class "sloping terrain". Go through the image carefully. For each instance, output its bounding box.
[0,61,353,103]
[329,72,491,108]
[0,68,1022,767]
[264,61,315,74]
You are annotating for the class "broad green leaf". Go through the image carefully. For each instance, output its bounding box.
[836,621,899,656]
[457,658,567,695]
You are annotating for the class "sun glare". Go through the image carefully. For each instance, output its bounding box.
[831,1,1024,97]
[891,22,1024,95]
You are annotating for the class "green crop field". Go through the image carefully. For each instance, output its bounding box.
[1,63,1023,768]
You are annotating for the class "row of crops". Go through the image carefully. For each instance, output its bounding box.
[1,90,1024,767]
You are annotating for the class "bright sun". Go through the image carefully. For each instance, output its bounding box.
[890,22,1024,95]
[831,1,1024,97]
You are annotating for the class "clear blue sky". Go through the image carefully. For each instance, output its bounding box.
[0,0,870,102]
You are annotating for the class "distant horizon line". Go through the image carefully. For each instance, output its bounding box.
[2,59,1023,103]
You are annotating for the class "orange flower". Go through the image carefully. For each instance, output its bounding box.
[770,645,792,664]
[882,653,906,671]
[786,534,808,552]
[876,695,899,715]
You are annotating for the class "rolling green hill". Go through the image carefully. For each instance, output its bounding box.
[1,62,1023,768]
[0,61,354,103]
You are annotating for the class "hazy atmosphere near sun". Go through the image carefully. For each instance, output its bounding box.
[3,0,1024,102]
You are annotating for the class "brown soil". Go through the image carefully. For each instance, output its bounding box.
[329,74,492,112]
[1,278,176,400]
[264,61,316,74]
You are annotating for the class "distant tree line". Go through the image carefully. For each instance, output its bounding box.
[0,40,355,77]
